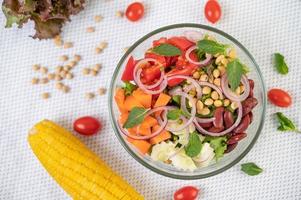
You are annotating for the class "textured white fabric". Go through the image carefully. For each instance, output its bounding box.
[1,0,301,199]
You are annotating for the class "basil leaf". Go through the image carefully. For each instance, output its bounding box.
[185,132,203,157]
[167,109,182,120]
[241,162,263,176]
[226,59,244,91]
[152,44,181,56]
[204,136,227,160]
[123,81,137,96]
[274,53,288,75]
[276,112,301,133]
[197,39,228,55]
[123,107,148,128]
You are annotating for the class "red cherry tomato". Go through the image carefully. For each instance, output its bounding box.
[268,88,292,107]
[73,116,101,136]
[174,186,199,200]
[204,0,221,24]
[125,2,144,22]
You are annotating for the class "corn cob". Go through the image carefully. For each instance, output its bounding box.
[28,119,144,200]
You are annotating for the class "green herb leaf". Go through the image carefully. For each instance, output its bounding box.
[197,39,228,55]
[172,95,181,105]
[275,112,301,133]
[123,81,137,96]
[167,109,182,120]
[242,64,250,74]
[185,132,203,157]
[2,5,30,28]
[152,44,181,56]
[204,136,227,160]
[226,59,244,91]
[274,53,288,75]
[241,162,263,176]
[123,107,148,128]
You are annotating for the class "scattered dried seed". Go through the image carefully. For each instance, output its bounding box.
[62,85,70,93]
[68,61,77,67]
[91,70,98,76]
[47,73,55,80]
[66,73,73,79]
[56,66,63,73]
[86,26,95,33]
[59,55,68,62]
[124,47,130,52]
[95,47,102,54]
[32,64,40,71]
[93,64,102,71]
[42,92,50,99]
[63,65,71,71]
[63,42,73,49]
[55,74,62,81]
[41,78,49,84]
[73,54,81,62]
[60,70,67,78]
[116,10,124,18]
[94,15,103,22]
[85,92,95,99]
[98,88,106,95]
[98,41,108,49]
[40,67,48,74]
[53,35,63,47]
[55,82,64,90]
[82,68,90,75]
[31,78,39,84]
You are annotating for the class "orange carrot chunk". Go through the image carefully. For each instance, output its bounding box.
[154,93,171,108]
[123,95,144,111]
[150,125,171,145]
[119,112,129,125]
[114,88,127,113]
[127,137,151,154]
[132,88,152,108]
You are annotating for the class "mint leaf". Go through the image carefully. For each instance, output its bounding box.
[152,44,181,56]
[123,107,148,128]
[204,136,227,160]
[276,112,301,133]
[274,53,288,75]
[197,39,228,55]
[226,59,244,91]
[241,162,263,176]
[185,132,203,157]
[2,5,29,28]
[123,81,137,96]
[167,109,182,120]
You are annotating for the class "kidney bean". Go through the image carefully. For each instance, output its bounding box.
[198,122,213,128]
[208,126,224,133]
[248,89,254,98]
[233,114,250,133]
[224,110,234,129]
[242,97,258,116]
[227,132,247,144]
[225,142,238,153]
[248,79,254,89]
[213,107,224,128]
[249,112,253,123]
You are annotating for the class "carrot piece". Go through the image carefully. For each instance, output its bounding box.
[119,112,129,125]
[154,93,171,107]
[137,125,151,136]
[127,137,151,154]
[141,116,158,128]
[123,95,144,111]
[114,88,127,112]
[150,125,171,145]
[132,88,152,108]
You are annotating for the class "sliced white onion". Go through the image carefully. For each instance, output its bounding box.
[198,81,224,99]
[118,106,168,140]
[221,74,250,102]
[193,102,242,136]
[183,30,203,43]
[185,45,212,66]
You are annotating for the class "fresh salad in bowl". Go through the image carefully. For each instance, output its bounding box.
[114,31,258,171]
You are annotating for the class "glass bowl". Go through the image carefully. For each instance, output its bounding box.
[108,23,266,179]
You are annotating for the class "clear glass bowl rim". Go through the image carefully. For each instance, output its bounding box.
[108,23,267,180]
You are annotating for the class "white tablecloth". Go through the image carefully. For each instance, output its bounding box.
[1,0,301,199]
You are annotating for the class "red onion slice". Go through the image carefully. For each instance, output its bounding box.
[167,75,202,99]
[198,81,224,99]
[221,74,250,102]
[183,30,203,43]
[195,117,215,123]
[185,45,212,66]
[118,106,168,140]
[193,102,243,136]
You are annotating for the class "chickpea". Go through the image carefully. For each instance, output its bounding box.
[213,78,221,86]
[231,102,238,110]
[213,69,220,78]
[235,87,241,95]
[223,99,230,107]
[199,107,210,115]
[196,100,204,113]
[228,48,237,59]
[192,71,200,79]
[215,55,225,64]
[217,65,226,75]
[199,74,208,82]
[211,91,219,100]
[204,98,214,106]
[202,86,211,94]
[214,100,223,107]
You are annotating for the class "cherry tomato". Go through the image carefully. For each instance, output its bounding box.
[174,186,199,200]
[268,88,292,107]
[204,0,221,24]
[73,116,101,136]
[125,2,144,22]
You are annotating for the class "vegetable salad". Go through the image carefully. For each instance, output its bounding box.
[114,31,258,171]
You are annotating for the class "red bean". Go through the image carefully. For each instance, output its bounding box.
[213,107,224,128]
[227,132,247,144]
[233,115,250,133]
[208,126,224,133]
[225,142,238,153]
[248,79,254,89]
[198,122,213,128]
[242,97,258,116]
[249,112,253,123]
[248,89,254,98]
[224,110,234,129]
